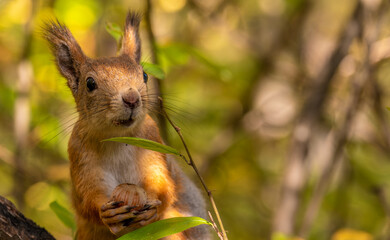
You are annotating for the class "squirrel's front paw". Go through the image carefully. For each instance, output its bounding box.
[100,200,135,235]
[100,199,161,236]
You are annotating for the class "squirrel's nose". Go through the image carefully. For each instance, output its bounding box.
[122,89,140,109]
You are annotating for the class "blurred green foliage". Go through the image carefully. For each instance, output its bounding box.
[0,0,390,240]
[50,201,76,236]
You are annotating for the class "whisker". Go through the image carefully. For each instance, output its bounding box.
[38,117,79,147]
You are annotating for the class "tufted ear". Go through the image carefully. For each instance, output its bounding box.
[43,20,86,96]
[120,11,141,63]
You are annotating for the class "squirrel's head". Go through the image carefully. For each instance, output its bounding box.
[44,12,150,134]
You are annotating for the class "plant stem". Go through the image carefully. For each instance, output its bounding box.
[159,97,228,240]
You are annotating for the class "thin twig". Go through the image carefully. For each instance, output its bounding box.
[159,97,228,240]
[208,211,223,240]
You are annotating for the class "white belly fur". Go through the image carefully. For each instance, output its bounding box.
[100,145,141,196]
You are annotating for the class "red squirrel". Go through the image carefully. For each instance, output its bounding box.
[44,12,210,240]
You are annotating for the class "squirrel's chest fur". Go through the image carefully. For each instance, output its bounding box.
[98,145,142,195]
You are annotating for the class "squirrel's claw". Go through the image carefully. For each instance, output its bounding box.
[102,210,137,225]
[100,199,161,236]
[100,205,137,235]
[101,205,135,218]
[116,208,158,235]
[101,201,124,211]
[102,208,158,235]
[139,199,161,211]
[130,207,158,226]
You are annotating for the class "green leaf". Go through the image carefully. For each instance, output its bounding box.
[117,217,211,240]
[103,137,180,156]
[105,22,123,42]
[386,107,390,111]
[49,201,76,233]
[142,62,165,80]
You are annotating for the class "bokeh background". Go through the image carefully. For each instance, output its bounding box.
[1,0,390,239]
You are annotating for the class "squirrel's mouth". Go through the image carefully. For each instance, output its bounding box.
[114,115,135,127]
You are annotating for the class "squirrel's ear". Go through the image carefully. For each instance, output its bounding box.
[121,11,141,62]
[43,20,86,95]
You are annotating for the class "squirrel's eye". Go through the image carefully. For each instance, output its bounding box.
[143,71,148,83]
[86,77,97,92]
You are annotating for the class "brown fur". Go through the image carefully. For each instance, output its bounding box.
[43,12,210,240]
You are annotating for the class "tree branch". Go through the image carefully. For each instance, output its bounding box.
[0,196,55,240]
[273,1,363,235]
[298,1,386,236]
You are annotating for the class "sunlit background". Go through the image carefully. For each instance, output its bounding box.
[1,0,390,239]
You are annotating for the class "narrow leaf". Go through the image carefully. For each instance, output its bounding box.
[50,201,76,232]
[105,22,123,42]
[117,217,211,240]
[142,62,165,79]
[103,137,180,156]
